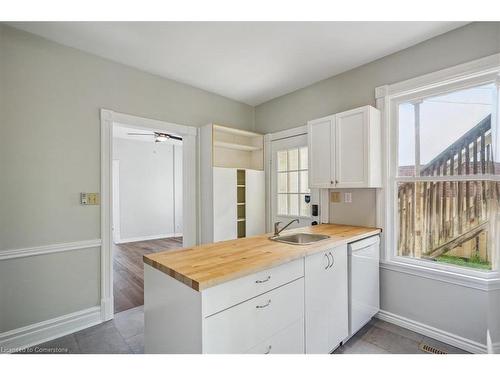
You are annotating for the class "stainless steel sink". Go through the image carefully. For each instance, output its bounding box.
[270,233,330,245]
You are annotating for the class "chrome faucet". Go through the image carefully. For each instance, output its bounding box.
[274,219,299,237]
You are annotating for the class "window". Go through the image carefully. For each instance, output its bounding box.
[395,84,499,271]
[277,147,311,217]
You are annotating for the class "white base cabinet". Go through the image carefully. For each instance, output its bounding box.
[305,245,348,353]
[144,240,377,354]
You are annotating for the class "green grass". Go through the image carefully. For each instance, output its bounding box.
[435,254,491,270]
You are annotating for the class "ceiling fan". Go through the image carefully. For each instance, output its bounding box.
[127,131,182,143]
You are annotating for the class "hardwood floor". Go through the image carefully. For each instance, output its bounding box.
[113,237,183,314]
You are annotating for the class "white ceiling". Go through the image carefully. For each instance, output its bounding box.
[9,22,468,106]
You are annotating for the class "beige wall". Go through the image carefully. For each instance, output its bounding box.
[0,24,254,333]
[256,22,500,347]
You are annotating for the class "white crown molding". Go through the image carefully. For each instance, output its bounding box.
[0,306,102,353]
[375,53,500,99]
[0,239,102,261]
[376,310,487,354]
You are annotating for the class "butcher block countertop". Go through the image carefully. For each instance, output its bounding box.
[143,224,381,291]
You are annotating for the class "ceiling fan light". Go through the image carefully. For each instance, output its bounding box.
[155,133,169,142]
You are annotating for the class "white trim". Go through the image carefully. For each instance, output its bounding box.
[115,233,182,244]
[375,53,500,100]
[376,310,487,354]
[100,108,198,322]
[381,260,500,291]
[0,239,102,261]
[0,306,102,353]
[269,125,307,141]
[375,53,500,285]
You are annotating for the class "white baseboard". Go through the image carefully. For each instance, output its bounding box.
[114,233,182,244]
[376,310,487,354]
[0,306,103,353]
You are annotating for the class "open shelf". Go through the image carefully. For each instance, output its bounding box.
[214,141,262,152]
[212,124,264,170]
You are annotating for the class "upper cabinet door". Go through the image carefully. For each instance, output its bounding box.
[308,116,334,188]
[335,107,369,188]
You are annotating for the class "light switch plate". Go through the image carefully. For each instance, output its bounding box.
[344,192,352,203]
[81,192,100,205]
[331,192,341,203]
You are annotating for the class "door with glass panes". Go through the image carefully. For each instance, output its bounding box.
[271,134,313,230]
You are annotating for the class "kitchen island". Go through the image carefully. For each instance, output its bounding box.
[143,224,381,354]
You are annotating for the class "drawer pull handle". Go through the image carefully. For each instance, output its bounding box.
[324,253,330,269]
[255,276,271,284]
[328,252,334,269]
[264,345,272,354]
[256,299,271,309]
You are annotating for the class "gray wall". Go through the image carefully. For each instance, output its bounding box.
[256,22,500,346]
[0,24,254,333]
[255,22,500,133]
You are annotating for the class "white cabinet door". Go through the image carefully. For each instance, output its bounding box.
[245,169,265,236]
[213,167,237,241]
[305,245,348,353]
[308,116,334,188]
[335,107,368,188]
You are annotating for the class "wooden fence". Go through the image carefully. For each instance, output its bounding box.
[398,115,498,263]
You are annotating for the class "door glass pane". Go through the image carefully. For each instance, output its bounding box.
[289,171,299,193]
[288,148,299,170]
[277,194,288,215]
[300,194,310,217]
[299,147,308,170]
[289,194,299,216]
[277,151,287,172]
[300,171,309,193]
[278,172,288,193]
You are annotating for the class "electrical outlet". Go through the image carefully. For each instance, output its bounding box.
[331,192,341,203]
[344,192,352,203]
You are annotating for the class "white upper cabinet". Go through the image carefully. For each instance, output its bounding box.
[308,105,381,189]
[308,115,335,188]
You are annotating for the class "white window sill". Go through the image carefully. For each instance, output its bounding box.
[380,257,500,291]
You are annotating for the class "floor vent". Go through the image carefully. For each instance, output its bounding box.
[419,343,448,354]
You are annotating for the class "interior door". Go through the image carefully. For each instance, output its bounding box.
[271,134,313,231]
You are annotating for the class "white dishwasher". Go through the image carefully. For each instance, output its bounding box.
[348,235,380,337]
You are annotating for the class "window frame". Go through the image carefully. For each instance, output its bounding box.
[375,53,500,290]
[276,146,312,219]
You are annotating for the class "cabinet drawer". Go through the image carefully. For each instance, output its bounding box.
[202,258,304,317]
[245,318,304,354]
[203,278,304,354]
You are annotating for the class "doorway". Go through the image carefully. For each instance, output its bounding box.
[111,124,184,313]
[269,130,317,231]
[100,110,197,321]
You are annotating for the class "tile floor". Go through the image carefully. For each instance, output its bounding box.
[19,306,468,354]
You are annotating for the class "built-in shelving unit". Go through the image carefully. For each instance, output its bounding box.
[237,169,246,238]
[201,123,265,244]
[212,125,264,170]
